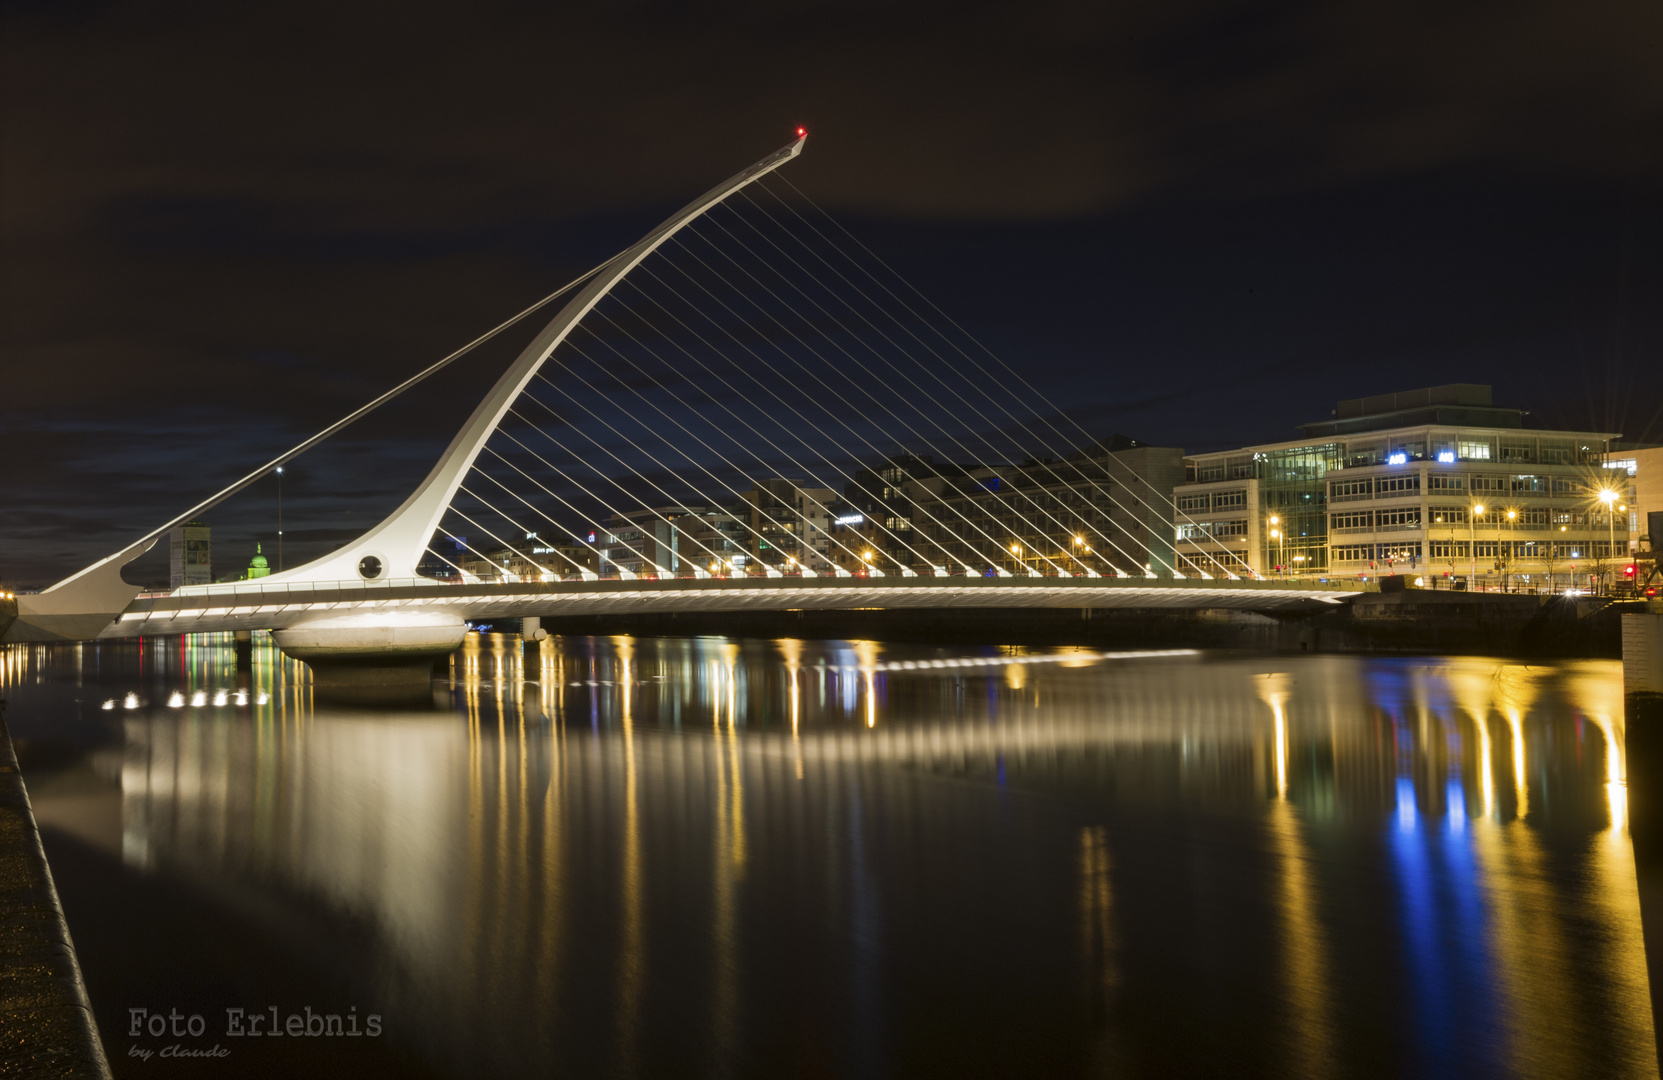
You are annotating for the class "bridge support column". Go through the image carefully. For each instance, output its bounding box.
[273,610,467,706]
[234,629,252,671]
[521,616,546,643]
[1626,613,1663,697]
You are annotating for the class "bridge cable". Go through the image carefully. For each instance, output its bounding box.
[643,246,1014,572]
[610,273,967,570]
[708,200,1161,576]
[669,226,1080,576]
[558,329,877,572]
[118,258,612,550]
[766,177,1243,579]
[742,187,1209,578]
[624,261,972,572]
[572,312,863,569]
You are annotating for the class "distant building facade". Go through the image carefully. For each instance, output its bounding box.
[829,440,1185,576]
[1175,384,1628,588]
[169,522,211,588]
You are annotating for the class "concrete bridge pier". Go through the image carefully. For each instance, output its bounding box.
[272,610,467,706]
[234,629,252,671]
[1619,612,1663,1074]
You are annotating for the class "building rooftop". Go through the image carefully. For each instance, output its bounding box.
[1298,384,1527,437]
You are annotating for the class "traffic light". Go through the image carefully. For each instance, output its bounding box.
[1625,564,1638,579]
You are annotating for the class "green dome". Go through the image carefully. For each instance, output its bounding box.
[247,542,271,579]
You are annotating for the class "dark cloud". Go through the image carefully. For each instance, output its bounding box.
[2,0,1660,585]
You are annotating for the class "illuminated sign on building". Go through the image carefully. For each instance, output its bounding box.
[835,514,864,526]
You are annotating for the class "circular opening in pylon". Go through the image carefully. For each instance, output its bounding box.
[358,556,384,580]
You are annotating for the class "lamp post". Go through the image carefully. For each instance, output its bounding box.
[1470,503,1484,590]
[275,466,285,572]
[1506,508,1517,592]
[1598,488,1618,595]
[1010,542,1022,574]
[1269,515,1282,577]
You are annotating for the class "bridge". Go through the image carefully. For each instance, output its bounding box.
[2,130,1364,665]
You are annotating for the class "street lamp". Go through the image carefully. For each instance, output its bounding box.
[1599,488,1618,594]
[1506,508,1517,591]
[1470,503,1484,589]
[275,466,285,572]
[1268,515,1282,577]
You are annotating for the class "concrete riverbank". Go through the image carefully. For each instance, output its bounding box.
[0,702,111,1079]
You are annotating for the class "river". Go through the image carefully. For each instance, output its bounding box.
[0,633,1654,1079]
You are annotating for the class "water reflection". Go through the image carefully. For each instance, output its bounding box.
[2,635,1655,1079]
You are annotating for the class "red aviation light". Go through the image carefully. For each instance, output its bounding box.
[795,126,807,139]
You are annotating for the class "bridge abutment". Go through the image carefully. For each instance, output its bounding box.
[272,610,467,705]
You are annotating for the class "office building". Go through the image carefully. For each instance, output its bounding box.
[1174,385,1629,588]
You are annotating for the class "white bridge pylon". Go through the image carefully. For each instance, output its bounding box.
[260,134,808,589]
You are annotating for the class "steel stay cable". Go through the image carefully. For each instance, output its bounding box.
[450,489,563,575]
[572,312,859,568]
[435,508,550,582]
[622,262,967,572]
[516,375,812,573]
[477,440,673,574]
[451,471,591,575]
[740,190,1221,578]
[767,176,1241,578]
[706,201,1155,575]
[641,251,1000,574]
[501,395,757,574]
[559,327,872,572]
[728,191,1175,574]
[610,273,959,570]
[669,226,1081,576]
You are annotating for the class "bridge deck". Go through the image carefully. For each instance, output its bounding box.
[104,575,1369,639]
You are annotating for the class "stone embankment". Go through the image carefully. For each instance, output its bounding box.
[0,701,110,1079]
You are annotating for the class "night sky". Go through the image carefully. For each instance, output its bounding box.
[3,1,1660,587]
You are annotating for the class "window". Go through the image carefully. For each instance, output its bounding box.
[1331,511,1373,530]
[1376,475,1420,496]
[1540,442,1573,465]
[1176,523,1209,540]
[1499,442,1535,463]
[1518,507,1550,526]
[1176,493,1209,512]
[1212,520,1247,537]
[1229,462,1255,479]
[1470,475,1505,493]
[1430,541,1468,559]
[1330,479,1372,500]
[1510,475,1546,493]
[1198,465,1224,482]
[1429,474,1465,492]
[1551,477,1579,495]
[1332,544,1374,562]
[1459,440,1492,461]
[1376,508,1421,528]
[1378,542,1422,561]
[1213,490,1247,509]
[1428,506,1467,524]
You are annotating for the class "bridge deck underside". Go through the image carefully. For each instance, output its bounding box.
[104,577,1363,639]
